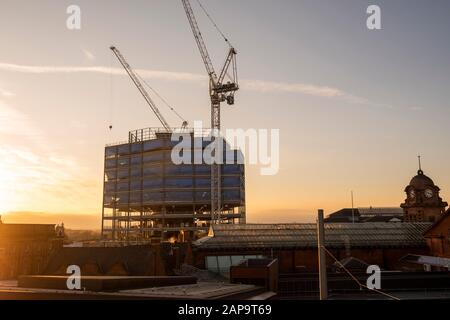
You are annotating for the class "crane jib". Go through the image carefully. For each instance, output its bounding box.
[110,46,172,132]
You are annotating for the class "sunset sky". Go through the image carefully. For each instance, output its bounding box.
[1,0,450,229]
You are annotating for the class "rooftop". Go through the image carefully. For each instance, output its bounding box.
[358,207,404,216]
[193,222,431,250]
[106,127,218,147]
[0,223,58,240]
[0,280,260,300]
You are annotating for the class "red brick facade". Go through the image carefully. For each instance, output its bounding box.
[192,246,429,273]
[424,210,450,258]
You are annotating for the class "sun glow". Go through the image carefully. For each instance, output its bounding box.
[0,163,18,213]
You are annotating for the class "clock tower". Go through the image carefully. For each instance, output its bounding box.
[401,159,448,222]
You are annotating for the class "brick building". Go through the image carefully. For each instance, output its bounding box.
[424,209,450,258]
[0,222,64,279]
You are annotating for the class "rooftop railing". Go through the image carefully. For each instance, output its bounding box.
[106,127,216,147]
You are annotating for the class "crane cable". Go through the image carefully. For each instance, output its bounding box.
[135,72,187,126]
[195,0,236,83]
[321,246,401,300]
[195,0,232,48]
[109,53,114,130]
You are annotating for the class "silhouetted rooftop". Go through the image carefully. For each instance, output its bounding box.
[194,223,431,250]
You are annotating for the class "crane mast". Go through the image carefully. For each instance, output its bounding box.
[110,46,172,132]
[181,0,239,224]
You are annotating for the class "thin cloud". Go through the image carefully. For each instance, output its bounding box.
[0,100,99,213]
[0,62,205,83]
[0,100,38,136]
[0,100,47,148]
[0,62,386,106]
[0,141,99,213]
[241,79,344,98]
[0,88,15,97]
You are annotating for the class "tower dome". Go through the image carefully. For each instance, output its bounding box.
[401,159,448,223]
[409,170,435,190]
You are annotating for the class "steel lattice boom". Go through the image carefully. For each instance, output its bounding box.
[181,0,239,224]
[110,46,172,132]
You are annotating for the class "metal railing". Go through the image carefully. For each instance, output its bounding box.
[106,127,220,147]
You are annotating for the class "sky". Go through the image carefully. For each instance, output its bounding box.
[1,0,450,229]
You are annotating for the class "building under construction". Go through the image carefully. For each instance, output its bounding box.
[102,1,244,243]
[101,127,245,242]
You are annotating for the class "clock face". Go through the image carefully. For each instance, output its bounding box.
[409,190,416,198]
[424,189,434,198]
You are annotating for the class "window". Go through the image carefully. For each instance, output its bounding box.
[166,191,193,201]
[117,170,129,180]
[143,178,163,189]
[231,256,245,265]
[143,166,161,177]
[143,151,165,163]
[195,178,210,187]
[206,256,218,273]
[205,255,265,277]
[104,182,116,192]
[130,180,141,191]
[196,191,210,201]
[105,146,117,158]
[131,143,142,153]
[223,164,241,174]
[117,144,130,155]
[117,182,129,191]
[130,192,141,203]
[165,164,193,175]
[105,170,116,181]
[143,192,163,202]
[105,159,117,168]
[130,168,141,178]
[217,256,231,275]
[223,190,240,201]
[195,165,210,174]
[143,139,164,151]
[131,155,142,165]
[117,157,130,167]
[103,194,114,205]
[165,178,193,188]
[223,176,241,187]
[116,193,129,204]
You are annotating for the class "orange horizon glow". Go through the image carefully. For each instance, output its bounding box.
[2,1,450,231]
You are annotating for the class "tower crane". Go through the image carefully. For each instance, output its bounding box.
[110,46,183,132]
[181,0,239,224]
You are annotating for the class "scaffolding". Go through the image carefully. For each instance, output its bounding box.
[101,127,246,242]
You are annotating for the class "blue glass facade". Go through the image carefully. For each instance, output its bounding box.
[102,131,246,241]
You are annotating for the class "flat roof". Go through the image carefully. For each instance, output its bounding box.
[0,280,258,300]
[400,254,450,268]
